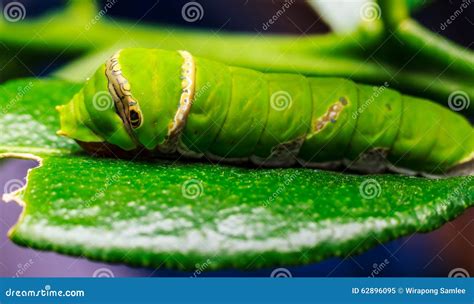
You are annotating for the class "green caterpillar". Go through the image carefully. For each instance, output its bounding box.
[57,48,473,175]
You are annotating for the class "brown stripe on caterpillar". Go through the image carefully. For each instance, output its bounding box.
[314,96,348,133]
[158,50,196,154]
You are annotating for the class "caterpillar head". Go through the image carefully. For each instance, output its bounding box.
[57,48,193,155]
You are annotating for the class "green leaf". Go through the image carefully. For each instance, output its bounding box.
[0,80,81,155]
[1,79,473,270]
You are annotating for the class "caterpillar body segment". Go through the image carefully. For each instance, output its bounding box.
[57,48,474,175]
[207,67,269,160]
[298,78,359,164]
[250,73,312,166]
[180,56,232,157]
[347,84,402,161]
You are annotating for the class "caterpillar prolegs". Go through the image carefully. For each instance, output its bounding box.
[57,48,474,175]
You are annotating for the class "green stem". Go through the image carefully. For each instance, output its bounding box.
[379,0,474,76]
[65,0,98,20]
[1,3,473,115]
[396,19,474,76]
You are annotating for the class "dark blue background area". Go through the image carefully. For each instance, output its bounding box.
[5,0,473,77]
[0,0,473,277]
